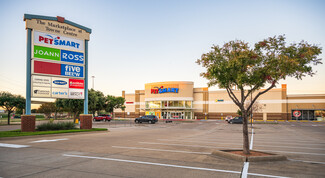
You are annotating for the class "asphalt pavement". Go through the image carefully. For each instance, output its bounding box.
[0,120,324,178]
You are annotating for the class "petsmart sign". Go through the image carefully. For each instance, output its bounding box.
[34,30,84,52]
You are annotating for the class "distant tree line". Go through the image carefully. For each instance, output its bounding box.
[0,89,125,124]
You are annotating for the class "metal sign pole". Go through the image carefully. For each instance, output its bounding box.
[25,29,32,115]
[84,40,89,114]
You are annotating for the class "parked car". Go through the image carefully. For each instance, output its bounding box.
[93,115,112,122]
[228,117,243,124]
[225,115,233,122]
[135,115,158,124]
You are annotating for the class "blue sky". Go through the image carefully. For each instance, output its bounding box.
[0,0,324,98]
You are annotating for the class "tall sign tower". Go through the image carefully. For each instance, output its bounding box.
[23,14,91,131]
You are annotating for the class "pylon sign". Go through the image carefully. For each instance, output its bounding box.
[24,14,91,115]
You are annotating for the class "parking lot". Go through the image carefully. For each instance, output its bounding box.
[0,120,324,178]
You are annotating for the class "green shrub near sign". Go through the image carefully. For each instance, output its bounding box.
[34,45,60,61]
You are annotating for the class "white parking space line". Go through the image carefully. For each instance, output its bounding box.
[241,162,249,178]
[140,142,240,149]
[0,143,30,148]
[30,138,69,143]
[288,159,325,165]
[112,146,211,155]
[141,142,325,156]
[63,154,289,178]
[157,139,325,151]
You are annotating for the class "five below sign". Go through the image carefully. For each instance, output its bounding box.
[33,60,84,78]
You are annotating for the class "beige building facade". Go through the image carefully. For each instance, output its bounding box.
[115,81,325,121]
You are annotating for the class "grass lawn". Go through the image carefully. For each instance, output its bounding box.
[0,128,108,138]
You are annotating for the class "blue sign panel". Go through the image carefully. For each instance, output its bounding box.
[61,50,84,64]
[61,64,84,78]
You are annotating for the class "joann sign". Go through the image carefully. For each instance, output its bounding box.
[25,14,91,100]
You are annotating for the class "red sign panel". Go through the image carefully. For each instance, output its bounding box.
[33,60,60,75]
[293,110,302,117]
[69,78,84,89]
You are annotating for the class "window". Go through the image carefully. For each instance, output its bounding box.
[146,101,161,108]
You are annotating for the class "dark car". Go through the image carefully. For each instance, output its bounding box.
[228,117,243,124]
[93,115,112,122]
[135,115,158,124]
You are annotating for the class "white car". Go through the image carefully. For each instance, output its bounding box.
[225,116,233,122]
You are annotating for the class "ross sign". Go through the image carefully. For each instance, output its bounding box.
[33,45,84,65]
[52,88,69,98]
[69,89,84,99]
[52,77,69,88]
[293,110,302,118]
[69,79,84,89]
[32,87,51,98]
[151,86,179,94]
[34,30,84,51]
[61,50,84,64]
[32,75,51,87]
[61,64,84,78]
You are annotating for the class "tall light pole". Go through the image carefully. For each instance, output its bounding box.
[91,76,95,89]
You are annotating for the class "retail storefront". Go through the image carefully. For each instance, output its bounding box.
[142,81,194,119]
[114,81,325,121]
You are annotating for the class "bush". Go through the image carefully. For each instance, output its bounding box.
[37,121,76,131]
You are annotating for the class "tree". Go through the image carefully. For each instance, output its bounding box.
[55,99,83,123]
[38,103,57,119]
[88,89,105,116]
[104,95,125,117]
[0,92,25,125]
[197,35,322,154]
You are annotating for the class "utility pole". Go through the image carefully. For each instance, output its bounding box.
[91,76,95,89]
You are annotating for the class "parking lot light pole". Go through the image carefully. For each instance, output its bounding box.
[250,87,253,128]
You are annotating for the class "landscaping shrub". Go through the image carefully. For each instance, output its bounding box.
[37,121,76,131]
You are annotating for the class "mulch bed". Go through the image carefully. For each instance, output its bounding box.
[226,150,273,157]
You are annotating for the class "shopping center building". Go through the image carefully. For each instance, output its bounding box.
[114,81,325,121]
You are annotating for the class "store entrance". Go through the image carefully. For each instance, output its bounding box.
[162,111,184,119]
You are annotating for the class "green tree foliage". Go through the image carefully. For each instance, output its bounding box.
[104,95,125,117]
[0,91,25,125]
[197,35,322,154]
[88,89,105,116]
[55,99,83,122]
[37,103,57,119]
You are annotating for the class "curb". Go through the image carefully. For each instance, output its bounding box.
[0,130,108,141]
[212,150,287,162]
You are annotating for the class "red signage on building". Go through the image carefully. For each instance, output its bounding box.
[33,60,61,75]
[69,79,84,89]
[293,110,302,118]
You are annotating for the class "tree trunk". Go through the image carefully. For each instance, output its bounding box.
[7,111,11,125]
[242,110,250,155]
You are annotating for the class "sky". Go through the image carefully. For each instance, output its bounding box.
[0,0,324,102]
